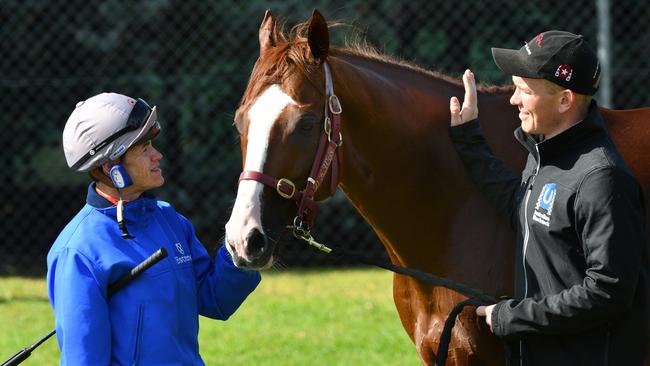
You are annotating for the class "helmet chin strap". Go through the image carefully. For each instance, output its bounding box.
[115,188,134,239]
[106,163,135,239]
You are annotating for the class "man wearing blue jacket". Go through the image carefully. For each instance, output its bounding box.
[47,92,261,365]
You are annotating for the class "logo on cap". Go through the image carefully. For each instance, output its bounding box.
[524,42,532,55]
[536,33,544,47]
[109,145,126,160]
[555,64,573,82]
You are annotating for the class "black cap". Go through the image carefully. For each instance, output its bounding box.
[491,30,601,95]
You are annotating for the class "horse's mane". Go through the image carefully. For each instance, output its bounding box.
[240,19,512,107]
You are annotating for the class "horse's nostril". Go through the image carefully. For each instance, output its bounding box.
[246,228,267,258]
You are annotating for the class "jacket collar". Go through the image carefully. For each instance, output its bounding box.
[86,183,157,226]
[514,100,606,163]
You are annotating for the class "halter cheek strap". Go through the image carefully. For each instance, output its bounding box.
[238,60,343,232]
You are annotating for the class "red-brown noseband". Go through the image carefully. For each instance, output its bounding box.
[238,61,343,237]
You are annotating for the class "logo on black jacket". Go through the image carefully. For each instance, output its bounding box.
[533,183,556,227]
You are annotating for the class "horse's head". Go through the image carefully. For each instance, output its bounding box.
[225,10,341,269]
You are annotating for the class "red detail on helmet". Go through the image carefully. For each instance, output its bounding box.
[536,33,544,47]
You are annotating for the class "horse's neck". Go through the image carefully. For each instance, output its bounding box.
[330,53,516,285]
[332,54,472,204]
[331,53,464,167]
[332,52,461,117]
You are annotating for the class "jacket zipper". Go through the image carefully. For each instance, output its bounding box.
[522,187,533,298]
[519,186,533,366]
[520,145,540,366]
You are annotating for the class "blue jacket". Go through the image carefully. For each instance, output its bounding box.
[47,184,261,365]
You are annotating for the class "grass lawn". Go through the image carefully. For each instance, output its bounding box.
[0,269,420,365]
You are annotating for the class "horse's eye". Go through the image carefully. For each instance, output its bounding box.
[296,115,318,133]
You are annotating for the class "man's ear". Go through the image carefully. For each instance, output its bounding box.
[558,90,575,114]
[101,157,122,176]
[101,154,125,175]
[101,162,112,176]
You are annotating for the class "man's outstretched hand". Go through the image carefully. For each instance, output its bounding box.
[450,69,478,126]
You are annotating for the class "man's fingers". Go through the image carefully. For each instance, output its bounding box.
[461,69,478,120]
[450,96,462,126]
[450,96,460,114]
[476,306,487,316]
[477,304,495,333]
[450,70,479,126]
[462,70,476,104]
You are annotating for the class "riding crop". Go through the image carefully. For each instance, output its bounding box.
[1,247,168,366]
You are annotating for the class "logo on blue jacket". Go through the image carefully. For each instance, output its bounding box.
[173,242,192,264]
[533,183,556,227]
[175,243,185,255]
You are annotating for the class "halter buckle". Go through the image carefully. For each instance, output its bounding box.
[324,117,342,146]
[276,178,296,199]
[324,117,331,138]
[328,95,342,115]
[331,131,343,146]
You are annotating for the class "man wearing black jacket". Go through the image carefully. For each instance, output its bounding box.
[448,31,649,365]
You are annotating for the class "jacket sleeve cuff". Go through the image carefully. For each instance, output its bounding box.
[491,299,511,337]
[448,118,481,138]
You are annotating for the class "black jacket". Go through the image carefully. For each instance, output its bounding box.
[449,102,649,366]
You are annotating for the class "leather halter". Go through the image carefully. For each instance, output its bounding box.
[238,61,343,232]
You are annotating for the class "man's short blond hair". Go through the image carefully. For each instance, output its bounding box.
[542,79,592,108]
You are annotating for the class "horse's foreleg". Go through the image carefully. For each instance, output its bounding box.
[393,275,505,366]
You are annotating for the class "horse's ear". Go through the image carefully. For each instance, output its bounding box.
[259,9,277,54]
[307,9,329,62]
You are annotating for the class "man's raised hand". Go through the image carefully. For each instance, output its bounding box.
[450,69,478,126]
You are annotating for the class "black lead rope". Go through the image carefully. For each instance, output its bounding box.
[435,297,491,366]
[338,249,497,304]
[330,248,498,366]
[289,226,503,365]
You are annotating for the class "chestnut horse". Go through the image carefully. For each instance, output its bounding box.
[225,10,650,365]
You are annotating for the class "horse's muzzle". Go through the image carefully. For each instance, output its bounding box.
[227,228,275,269]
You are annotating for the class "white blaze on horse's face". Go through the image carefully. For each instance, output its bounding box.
[225,84,297,268]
